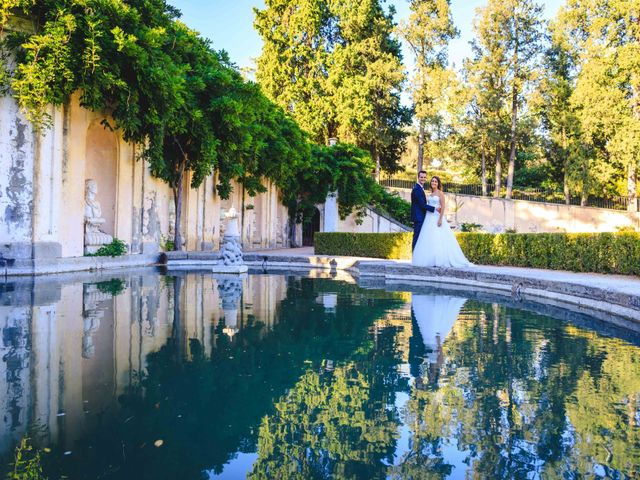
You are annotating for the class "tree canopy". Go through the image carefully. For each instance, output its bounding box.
[0,0,400,248]
[255,0,411,180]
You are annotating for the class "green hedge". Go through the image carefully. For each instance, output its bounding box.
[314,231,640,275]
[315,232,413,260]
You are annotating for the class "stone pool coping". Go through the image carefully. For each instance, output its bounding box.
[234,248,640,324]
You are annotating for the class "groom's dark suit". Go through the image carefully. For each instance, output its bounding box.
[411,183,436,250]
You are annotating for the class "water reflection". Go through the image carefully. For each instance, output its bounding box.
[411,294,467,388]
[0,273,638,479]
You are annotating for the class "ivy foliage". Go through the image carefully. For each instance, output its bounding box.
[0,1,397,247]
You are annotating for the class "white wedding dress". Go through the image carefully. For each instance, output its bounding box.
[412,194,472,268]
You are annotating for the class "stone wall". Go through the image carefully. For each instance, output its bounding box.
[0,93,291,262]
[389,188,640,233]
[338,207,409,233]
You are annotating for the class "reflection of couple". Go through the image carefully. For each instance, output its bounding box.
[410,294,467,387]
[410,171,471,267]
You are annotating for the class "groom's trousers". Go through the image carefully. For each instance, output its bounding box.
[412,221,423,250]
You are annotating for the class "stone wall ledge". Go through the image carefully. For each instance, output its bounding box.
[352,261,640,325]
[161,251,221,264]
[3,253,162,276]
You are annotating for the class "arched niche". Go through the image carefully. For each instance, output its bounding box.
[85,121,118,237]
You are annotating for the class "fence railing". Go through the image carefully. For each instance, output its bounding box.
[380,179,632,211]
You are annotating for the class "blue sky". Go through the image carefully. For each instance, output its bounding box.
[174,0,563,73]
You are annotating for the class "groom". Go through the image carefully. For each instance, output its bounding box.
[411,170,439,250]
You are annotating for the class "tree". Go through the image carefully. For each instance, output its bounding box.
[255,0,411,179]
[329,0,410,180]
[464,0,543,199]
[559,0,640,211]
[532,25,581,204]
[466,4,510,197]
[502,0,544,199]
[254,0,334,144]
[398,0,458,173]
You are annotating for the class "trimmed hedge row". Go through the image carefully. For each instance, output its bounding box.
[315,232,413,260]
[314,231,640,275]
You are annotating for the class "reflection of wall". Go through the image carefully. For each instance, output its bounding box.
[0,272,292,458]
[0,306,31,455]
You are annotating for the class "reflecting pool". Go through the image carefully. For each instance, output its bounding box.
[0,271,639,479]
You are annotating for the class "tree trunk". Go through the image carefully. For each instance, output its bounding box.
[581,160,588,206]
[494,147,501,198]
[506,85,518,199]
[481,137,487,196]
[374,150,381,183]
[417,121,425,173]
[628,162,638,212]
[562,126,570,205]
[171,275,183,359]
[563,159,570,206]
[630,81,640,212]
[172,163,185,251]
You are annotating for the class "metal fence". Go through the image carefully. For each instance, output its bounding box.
[380,178,632,211]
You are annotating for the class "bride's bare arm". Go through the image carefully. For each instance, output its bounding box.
[438,192,445,226]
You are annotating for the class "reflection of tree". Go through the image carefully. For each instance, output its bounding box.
[400,301,640,479]
[49,277,407,479]
[250,364,398,480]
[249,317,408,480]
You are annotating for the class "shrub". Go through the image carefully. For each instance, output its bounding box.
[6,437,46,480]
[315,232,412,260]
[369,188,411,226]
[89,238,127,257]
[314,231,640,275]
[161,236,176,252]
[460,222,483,232]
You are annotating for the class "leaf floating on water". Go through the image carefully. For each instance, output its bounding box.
[154,440,164,447]
[43,447,51,453]
[64,451,72,455]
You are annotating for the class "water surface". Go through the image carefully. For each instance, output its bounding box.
[0,271,638,479]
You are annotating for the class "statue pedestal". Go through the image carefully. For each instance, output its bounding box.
[212,264,248,274]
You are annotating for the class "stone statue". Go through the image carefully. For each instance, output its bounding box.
[213,207,248,273]
[220,207,243,266]
[84,179,113,254]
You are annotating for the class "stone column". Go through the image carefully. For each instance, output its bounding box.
[323,137,339,232]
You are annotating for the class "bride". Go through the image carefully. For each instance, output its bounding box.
[412,176,472,268]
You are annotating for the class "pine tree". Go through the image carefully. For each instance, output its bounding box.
[532,24,581,204]
[398,0,458,173]
[559,0,640,211]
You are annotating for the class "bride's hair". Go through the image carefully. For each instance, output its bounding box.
[430,176,442,191]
